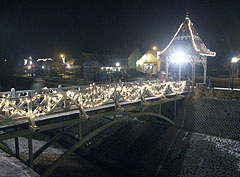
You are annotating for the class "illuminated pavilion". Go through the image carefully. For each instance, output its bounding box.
[158,12,216,86]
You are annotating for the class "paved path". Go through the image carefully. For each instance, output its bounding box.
[0,149,39,177]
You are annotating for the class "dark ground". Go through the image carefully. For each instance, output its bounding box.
[28,96,240,177]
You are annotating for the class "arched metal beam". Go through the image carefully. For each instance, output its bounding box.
[42,115,130,177]
[42,111,173,177]
[134,112,174,125]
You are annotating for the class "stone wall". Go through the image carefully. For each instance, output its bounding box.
[195,83,240,99]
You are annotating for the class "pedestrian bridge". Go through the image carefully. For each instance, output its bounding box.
[0,81,187,127]
[0,80,188,177]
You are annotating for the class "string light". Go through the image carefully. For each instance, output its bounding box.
[0,81,186,120]
[160,15,216,57]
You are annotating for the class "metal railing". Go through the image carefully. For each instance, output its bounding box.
[0,80,187,122]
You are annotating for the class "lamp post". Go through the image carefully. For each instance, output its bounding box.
[170,52,195,92]
[60,54,66,78]
[191,57,195,93]
[116,62,120,70]
[60,54,65,64]
[116,62,120,82]
[231,57,238,90]
[171,52,187,81]
[29,56,33,77]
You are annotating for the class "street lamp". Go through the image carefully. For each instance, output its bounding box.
[169,52,195,92]
[171,52,188,81]
[66,64,70,69]
[232,57,238,63]
[152,46,158,51]
[231,57,238,90]
[116,62,120,72]
[24,59,28,65]
[116,62,120,81]
[60,54,65,63]
[28,56,33,76]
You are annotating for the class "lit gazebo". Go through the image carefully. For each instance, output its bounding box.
[158,12,216,91]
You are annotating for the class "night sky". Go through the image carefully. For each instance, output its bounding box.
[0,0,239,67]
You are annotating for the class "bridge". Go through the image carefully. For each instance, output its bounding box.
[0,80,188,176]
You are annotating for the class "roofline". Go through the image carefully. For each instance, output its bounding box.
[199,52,216,57]
[160,22,184,55]
[188,19,200,52]
[160,16,216,57]
[188,19,216,57]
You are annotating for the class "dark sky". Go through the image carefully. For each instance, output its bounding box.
[0,0,239,65]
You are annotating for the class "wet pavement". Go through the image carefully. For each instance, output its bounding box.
[158,130,240,177]
[47,101,240,177]
[73,97,240,177]
[0,149,39,177]
[158,97,240,177]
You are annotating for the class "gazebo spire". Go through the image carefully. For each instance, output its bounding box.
[185,10,189,19]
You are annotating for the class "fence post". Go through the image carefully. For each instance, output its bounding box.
[63,94,67,111]
[78,112,83,142]
[114,83,124,113]
[58,84,62,91]
[14,127,20,159]
[28,134,33,168]
[159,103,162,115]
[27,92,33,118]
[174,98,177,120]
[27,92,38,131]
[10,88,16,97]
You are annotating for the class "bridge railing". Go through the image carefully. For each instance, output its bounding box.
[0,80,187,122]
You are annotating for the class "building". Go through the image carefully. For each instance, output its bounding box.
[128,48,142,70]
[35,58,54,76]
[136,50,160,74]
[60,52,107,79]
[82,60,102,81]
[108,47,142,70]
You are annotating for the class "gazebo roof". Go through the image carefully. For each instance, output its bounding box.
[160,13,216,57]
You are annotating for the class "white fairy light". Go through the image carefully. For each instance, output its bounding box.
[0,81,186,119]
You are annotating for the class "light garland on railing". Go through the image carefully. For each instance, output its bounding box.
[0,81,187,120]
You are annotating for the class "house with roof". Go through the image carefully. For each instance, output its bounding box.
[82,60,102,81]
[136,50,160,74]
[63,52,107,79]
[107,47,142,70]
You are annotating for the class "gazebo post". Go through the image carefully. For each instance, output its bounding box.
[166,57,169,78]
[192,57,195,93]
[203,56,207,84]
[179,63,182,81]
